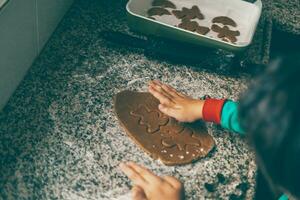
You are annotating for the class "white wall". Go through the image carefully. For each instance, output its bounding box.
[0,0,74,110]
[37,0,74,53]
[0,0,37,110]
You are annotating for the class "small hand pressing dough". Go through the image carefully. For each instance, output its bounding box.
[114,90,215,165]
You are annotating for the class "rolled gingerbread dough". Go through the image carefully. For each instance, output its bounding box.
[114,90,215,165]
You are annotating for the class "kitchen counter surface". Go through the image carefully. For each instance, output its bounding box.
[0,0,257,199]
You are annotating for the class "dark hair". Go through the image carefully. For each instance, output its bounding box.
[239,53,300,199]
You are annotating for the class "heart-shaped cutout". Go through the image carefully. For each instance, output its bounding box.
[114,90,215,165]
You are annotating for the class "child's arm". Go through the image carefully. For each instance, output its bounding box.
[120,82,257,200]
[121,81,286,200]
[203,99,245,135]
[149,80,245,135]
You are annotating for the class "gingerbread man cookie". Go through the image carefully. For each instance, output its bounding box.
[211,24,240,43]
[196,25,210,35]
[178,19,210,35]
[172,6,204,20]
[178,19,199,32]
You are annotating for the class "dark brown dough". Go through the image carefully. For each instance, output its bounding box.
[212,16,237,27]
[114,90,215,166]
[152,0,176,9]
[130,105,169,133]
[211,24,240,43]
[172,6,204,20]
[147,7,171,17]
[178,19,210,35]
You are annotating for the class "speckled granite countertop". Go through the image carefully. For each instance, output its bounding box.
[0,0,259,199]
[273,0,300,34]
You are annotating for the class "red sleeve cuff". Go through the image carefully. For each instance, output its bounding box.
[202,98,226,124]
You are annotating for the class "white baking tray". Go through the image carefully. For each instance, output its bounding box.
[126,0,262,52]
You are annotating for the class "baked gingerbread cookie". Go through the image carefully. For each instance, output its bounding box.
[114,90,215,166]
[172,6,204,20]
[178,19,210,35]
[212,16,237,27]
[152,0,176,9]
[147,7,172,17]
[211,24,240,43]
[196,25,210,35]
[178,19,199,32]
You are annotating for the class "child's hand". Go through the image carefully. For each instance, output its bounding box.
[120,162,184,200]
[148,80,204,123]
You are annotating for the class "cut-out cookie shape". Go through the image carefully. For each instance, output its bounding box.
[161,127,200,151]
[172,6,204,20]
[114,90,215,165]
[160,118,184,136]
[147,7,171,17]
[130,105,169,133]
[212,16,237,27]
[211,24,240,43]
[178,19,210,35]
[152,0,176,9]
